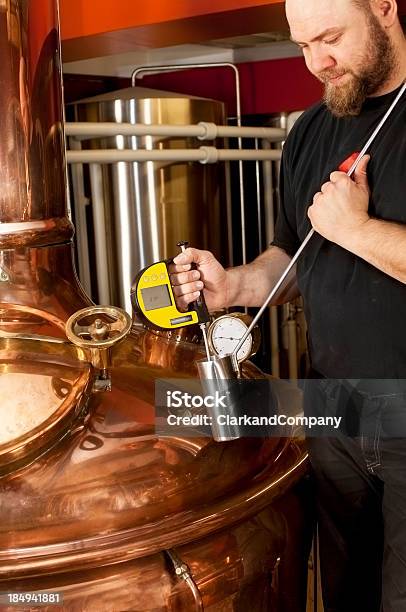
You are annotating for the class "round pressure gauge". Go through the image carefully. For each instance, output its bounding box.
[207,313,260,363]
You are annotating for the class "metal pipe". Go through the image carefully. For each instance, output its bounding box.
[65,122,285,142]
[67,148,282,165]
[68,138,92,296]
[165,549,204,611]
[255,138,263,254]
[0,0,73,250]
[131,62,248,267]
[0,0,91,322]
[261,138,279,375]
[270,307,280,377]
[224,157,234,267]
[297,305,309,375]
[233,82,406,362]
[287,318,298,380]
[88,164,111,305]
[261,139,276,244]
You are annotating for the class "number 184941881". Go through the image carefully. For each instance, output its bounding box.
[0,592,63,606]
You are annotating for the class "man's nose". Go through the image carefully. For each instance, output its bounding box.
[308,47,336,75]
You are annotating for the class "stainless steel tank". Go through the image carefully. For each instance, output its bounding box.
[70,89,227,311]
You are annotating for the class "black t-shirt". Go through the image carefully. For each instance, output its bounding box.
[272,85,406,378]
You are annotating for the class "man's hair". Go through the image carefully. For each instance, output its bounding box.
[352,0,371,12]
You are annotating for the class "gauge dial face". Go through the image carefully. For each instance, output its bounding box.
[210,316,253,362]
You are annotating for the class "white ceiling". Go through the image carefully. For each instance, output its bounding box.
[63,38,301,77]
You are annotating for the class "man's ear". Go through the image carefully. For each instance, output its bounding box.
[371,0,398,27]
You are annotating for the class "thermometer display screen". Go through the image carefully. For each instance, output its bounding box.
[141,285,172,311]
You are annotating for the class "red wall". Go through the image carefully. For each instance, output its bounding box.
[139,57,323,115]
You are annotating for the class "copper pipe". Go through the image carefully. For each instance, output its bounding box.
[0,0,73,246]
[0,0,87,329]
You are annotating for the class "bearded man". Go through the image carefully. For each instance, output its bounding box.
[169,1,406,609]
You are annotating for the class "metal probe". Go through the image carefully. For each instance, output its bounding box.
[232,81,406,371]
[177,241,212,361]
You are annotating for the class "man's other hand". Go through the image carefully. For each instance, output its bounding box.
[308,154,371,246]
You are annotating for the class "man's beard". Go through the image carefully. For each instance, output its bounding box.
[320,13,396,117]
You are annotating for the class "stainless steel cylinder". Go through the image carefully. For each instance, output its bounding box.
[70,88,227,311]
[197,355,243,442]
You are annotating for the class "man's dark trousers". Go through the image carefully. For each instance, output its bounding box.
[304,378,406,612]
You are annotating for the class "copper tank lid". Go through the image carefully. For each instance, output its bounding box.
[0,305,91,475]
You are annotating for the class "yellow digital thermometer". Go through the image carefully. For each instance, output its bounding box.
[131,242,210,331]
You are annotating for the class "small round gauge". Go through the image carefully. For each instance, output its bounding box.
[207,313,260,363]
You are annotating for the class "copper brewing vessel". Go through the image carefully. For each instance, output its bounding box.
[0,1,310,610]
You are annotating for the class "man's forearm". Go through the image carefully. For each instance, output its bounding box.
[225,246,299,307]
[341,218,406,284]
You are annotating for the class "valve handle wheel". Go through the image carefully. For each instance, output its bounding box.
[66,306,132,349]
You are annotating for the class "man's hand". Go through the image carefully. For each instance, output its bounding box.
[307,155,371,247]
[169,245,300,310]
[168,248,228,312]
